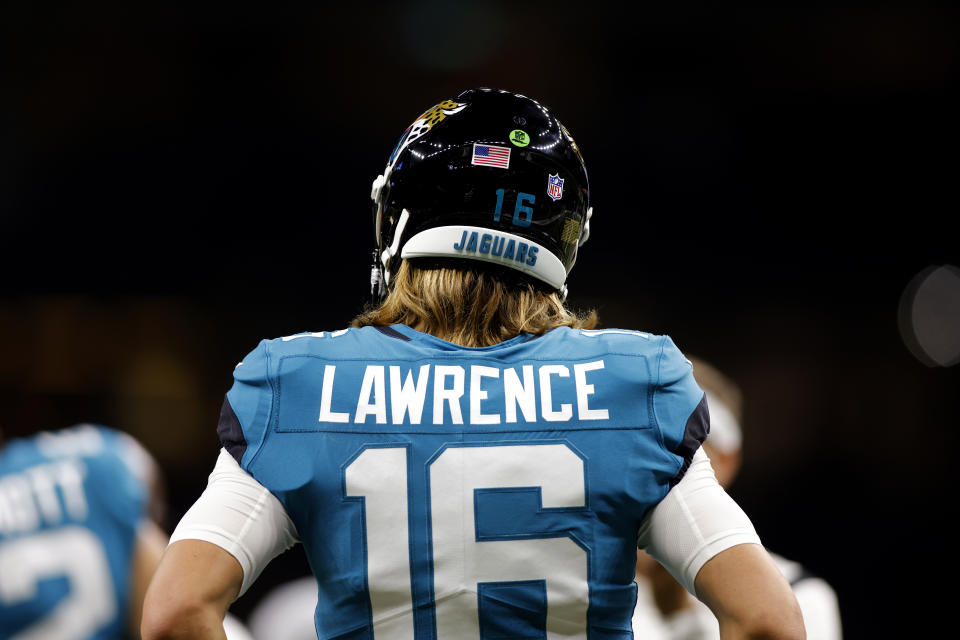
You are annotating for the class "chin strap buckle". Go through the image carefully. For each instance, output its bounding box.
[369,250,385,302]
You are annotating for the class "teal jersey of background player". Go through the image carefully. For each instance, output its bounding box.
[0,425,149,640]
[219,323,708,639]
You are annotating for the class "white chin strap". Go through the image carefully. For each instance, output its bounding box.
[370,165,392,242]
[378,209,411,287]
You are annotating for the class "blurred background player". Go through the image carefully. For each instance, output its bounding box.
[141,88,804,640]
[0,423,254,640]
[245,576,317,640]
[633,357,842,640]
[0,423,167,639]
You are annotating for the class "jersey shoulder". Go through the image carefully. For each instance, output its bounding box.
[537,327,692,377]
[549,327,706,476]
[236,326,400,369]
[2,424,148,480]
[221,327,367,468]
[542,326,678,355]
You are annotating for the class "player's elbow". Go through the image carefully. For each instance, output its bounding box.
[139,595,183,640]
[140,539,244,639]
[140,589,220,640]
[695,544,807,640]
[720,603,806,640]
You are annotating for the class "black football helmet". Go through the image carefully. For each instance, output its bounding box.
[370,88,593,299]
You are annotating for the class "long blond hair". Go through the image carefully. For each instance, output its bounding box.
[351,260,597,347]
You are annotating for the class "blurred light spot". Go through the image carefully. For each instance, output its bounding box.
[898,264,960,367]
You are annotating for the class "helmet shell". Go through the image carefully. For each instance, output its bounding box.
[372,88,591,293]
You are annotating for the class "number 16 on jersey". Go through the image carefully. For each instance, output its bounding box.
[345,442,591,639]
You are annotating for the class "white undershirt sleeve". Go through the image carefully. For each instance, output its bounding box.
[637,447,762,597]
[170,449,300,598]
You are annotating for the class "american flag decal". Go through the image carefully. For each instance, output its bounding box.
[471,143,511,169]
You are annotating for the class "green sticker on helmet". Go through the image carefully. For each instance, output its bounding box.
[509,129,530,147]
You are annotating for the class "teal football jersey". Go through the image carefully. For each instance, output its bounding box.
[0,425,150,640]
[219,324,708,639]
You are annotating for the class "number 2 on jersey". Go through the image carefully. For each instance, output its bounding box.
[0,527,116,640]
[346,443,590,639]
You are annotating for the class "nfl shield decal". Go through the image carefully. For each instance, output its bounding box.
[547,173,564,201]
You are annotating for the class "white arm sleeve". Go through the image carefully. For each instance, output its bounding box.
[170,449,300,597]
[637,447,762,597]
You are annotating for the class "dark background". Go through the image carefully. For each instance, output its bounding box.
[1,1,957,638]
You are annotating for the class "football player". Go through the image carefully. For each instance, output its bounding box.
[633,357,843,639]
[142,88,804,640]
[0,424,254,640]
[0,424,167,639]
